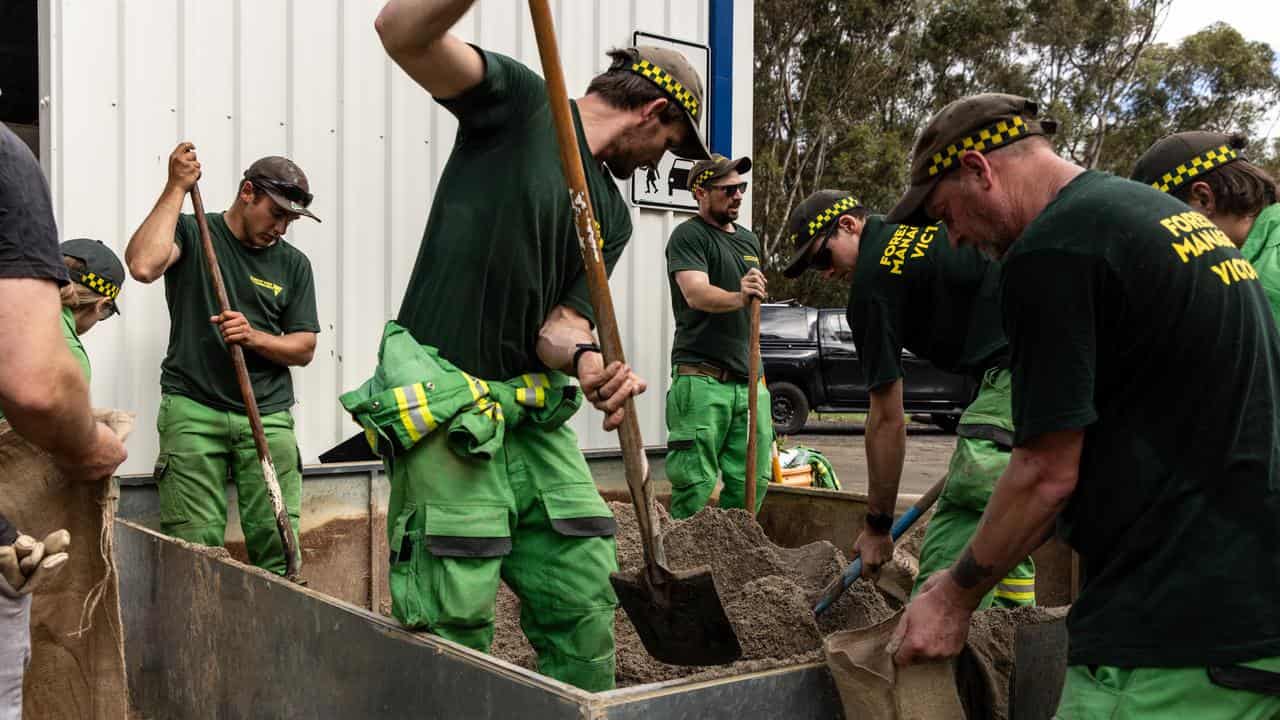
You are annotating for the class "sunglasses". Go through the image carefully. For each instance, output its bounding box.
[808,225,837,272]
[709,182,748,197]
[247,176,313,208]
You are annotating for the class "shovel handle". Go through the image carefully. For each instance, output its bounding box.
[813,475,946,615]
[190,182,302,581]
[745,297,761,514]
[528,0,664,571]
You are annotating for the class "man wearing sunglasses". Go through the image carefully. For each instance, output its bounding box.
[664,154,772,518]
[782,189,1035,609]
[125,143,321,576]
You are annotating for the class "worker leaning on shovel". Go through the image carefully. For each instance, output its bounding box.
[0,124,128,720]
[782,189,1035,609]
[887,93,1280,719]
[125,144,321,576]
[345,0,709,692]
[664,153,772,518]
[1132,131,1280,330]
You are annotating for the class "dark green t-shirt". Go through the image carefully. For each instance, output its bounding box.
[1001,170,1280,668]
[161,212,320,414]
[847,216,1006,390]
[395,49,632,379]
[666,217,762,377]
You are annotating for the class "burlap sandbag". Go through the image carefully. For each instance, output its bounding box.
[0,410,132,720]
[825,610,968,720]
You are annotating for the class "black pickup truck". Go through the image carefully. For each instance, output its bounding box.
[761,303,977,435]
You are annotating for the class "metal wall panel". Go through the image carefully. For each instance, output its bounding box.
[41,0,753,474]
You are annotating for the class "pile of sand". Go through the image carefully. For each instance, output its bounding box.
[490,502,899,686]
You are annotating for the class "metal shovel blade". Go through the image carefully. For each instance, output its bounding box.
[611,564,742,666]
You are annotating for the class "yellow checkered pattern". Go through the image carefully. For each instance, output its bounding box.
[1152,144,1239,193]
[631,60,700,119]
[691,168,716,191]
[927,116,1028,177]
[790,195,860,244]
[80,271,119,299]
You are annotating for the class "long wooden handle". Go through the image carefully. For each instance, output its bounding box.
[745,297,761,514]
[190,182,301,581]
[528,0,664,572]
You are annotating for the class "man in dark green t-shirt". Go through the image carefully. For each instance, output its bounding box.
[887,93,1280,717]
[372,0,710,692]
[665,154,772,518]
[126,144,321,577]
[782,190,1034,609]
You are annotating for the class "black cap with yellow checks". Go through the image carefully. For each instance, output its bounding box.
[61,238,125,312]
[887,93,1057,226]
[1131,131,1247,194]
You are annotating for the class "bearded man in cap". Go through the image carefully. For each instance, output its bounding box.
[664,154,772,518]
[781,190,1034,609]
[126,142,321,576]
[886,93,1280,718]
[1133,131,1280,329]
[365,0,711,691]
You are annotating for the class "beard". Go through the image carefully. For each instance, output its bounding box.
[600,126,661,180]
[709,202,740,226]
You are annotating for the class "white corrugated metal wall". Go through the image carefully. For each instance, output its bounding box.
[39,0,754,475]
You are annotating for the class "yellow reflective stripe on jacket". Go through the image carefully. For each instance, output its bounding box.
[516,386,547,407]
[392,386,423,442]
[994,576,1035,602]
[462,372,487,402]
[410,382,438,433]
[364,427,379,453]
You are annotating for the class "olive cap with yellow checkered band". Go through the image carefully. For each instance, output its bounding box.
[60,238,125,313]
[781,190,864,278]
[624,46,711,161]
[688,154,751,191]
[887,93,1058,226]
[1131,131,1248,194]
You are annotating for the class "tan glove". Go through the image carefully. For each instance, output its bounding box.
[0,530,70,598]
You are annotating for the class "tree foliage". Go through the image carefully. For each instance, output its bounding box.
[753,1,1280,306]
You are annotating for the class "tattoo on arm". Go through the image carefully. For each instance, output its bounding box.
[952,548,995,589]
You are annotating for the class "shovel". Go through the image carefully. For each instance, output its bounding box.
[745,297,761,514]
[190,182,302,583]
[529,0,740,666]
[813,475,945,615]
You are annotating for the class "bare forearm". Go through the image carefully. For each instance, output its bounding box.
[245,331,316,368]
[685,284,744,313]
[536,306,595,375]
[126,184,185,283]
[947,443,1079,608]
[375,0,473,53]
[865,407,907,516]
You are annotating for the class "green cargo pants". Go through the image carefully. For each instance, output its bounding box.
[912,368,1036,608]
[153,393,302,576]
[664,373,773,519]
[386,420,618,692]
[1056,659,1280,719]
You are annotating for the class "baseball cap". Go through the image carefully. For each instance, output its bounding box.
[1131,131,1248,193]
[243,156,320,222]
[781,190,863,278]
[887,94,1057,226]
[625,46,711,161]
[688,154,751,191]
[61,238,125,314]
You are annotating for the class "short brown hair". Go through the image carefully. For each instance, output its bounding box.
[586,50,685,124]
[60,256,99,309]
[1171,158,1277,218]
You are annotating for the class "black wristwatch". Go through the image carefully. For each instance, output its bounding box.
[572,343,602,376]
[865,511,893,535]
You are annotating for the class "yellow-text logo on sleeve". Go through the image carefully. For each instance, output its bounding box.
[880,224,939,275]
[250,275,284,297]
[1160,211,1258,286]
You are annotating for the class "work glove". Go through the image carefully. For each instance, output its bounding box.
[0,529,70,599]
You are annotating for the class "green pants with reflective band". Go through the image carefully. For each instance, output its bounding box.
[1056,659,1280,719]
[386,420,618,692]
[153,393,302,576]
[912,368,1035,608]
[664,373,773,519]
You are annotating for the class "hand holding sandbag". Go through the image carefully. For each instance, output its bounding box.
[0,529,71,598]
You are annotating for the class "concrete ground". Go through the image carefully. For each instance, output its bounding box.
[590,416,957,498]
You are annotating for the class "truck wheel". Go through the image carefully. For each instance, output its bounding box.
[931,413,959,433]
[769,382,809,436]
